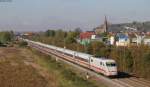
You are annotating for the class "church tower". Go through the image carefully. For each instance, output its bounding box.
[94,16,109,34]
[104,16,108,33]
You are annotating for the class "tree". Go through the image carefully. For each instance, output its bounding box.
[74,27,82,36]
[19,41,28,47]
[0,31,12,44]
[45,30,55,37]
[88,41,107,57]
[65,36,76,44]
[65,32,77,44]
[55,29,67,39]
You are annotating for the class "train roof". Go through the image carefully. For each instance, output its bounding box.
[26,40,115,62]
[91,57,116,62]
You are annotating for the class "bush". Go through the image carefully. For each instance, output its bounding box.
[19,41,28,47]
[0,31,14,44]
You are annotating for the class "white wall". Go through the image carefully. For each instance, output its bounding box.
[144,38,150,45]
[110,36,115,45]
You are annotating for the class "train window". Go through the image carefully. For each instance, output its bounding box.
[103,63,105,66]
[106,62,116,67]
[91,59,93,62]
[75,56,88,62]
[100,62,102,65]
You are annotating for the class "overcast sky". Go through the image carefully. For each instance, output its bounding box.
[0,0,150,31]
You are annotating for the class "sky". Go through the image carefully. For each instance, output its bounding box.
[0,0,150,31]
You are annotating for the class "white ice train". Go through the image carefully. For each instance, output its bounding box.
[24,39,117,76]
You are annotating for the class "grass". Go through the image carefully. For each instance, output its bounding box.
[0,47,47,87]
[30,48,107,87]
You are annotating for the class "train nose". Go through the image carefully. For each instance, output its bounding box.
[109,71,118,76]
[108,68,118,76]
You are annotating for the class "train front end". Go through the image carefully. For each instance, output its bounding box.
[105,60,118,76]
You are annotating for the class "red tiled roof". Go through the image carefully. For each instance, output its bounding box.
[80,31,95,39]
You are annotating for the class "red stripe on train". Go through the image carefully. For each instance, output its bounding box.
[32,45,107,74]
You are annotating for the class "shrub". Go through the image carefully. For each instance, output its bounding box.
[19,41,28,47]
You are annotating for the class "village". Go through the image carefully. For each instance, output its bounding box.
[79,17,150,46]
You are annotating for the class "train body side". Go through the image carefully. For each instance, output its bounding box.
[23,39,118,76]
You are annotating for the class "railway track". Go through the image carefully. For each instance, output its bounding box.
[112,77,150,87]
[29,44,150,87]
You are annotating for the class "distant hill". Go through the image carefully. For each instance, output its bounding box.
[108,21,150,32]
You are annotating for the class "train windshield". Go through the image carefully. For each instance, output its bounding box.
[106,62,116,67]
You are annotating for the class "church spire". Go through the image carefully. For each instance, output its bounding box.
[104,16,108,33]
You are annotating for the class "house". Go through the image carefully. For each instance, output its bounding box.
[115,33,130,46]
[79,31,96,45]
[128,34,137,45]
[143,36,150,45]
[23,32,34,36]
[109,36,115,45]
[80,31,95,40]
[109,33,144,46]
[94,24,107,34]
[129,33,146,46]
